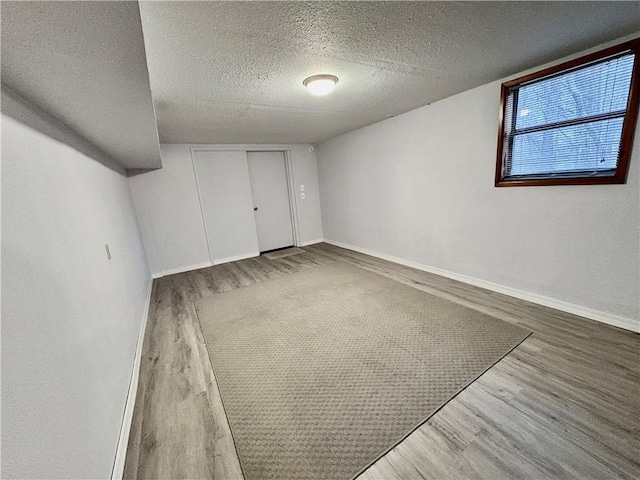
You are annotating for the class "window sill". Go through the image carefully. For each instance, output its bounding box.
[495,175,626,187]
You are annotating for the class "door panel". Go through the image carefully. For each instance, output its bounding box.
[247,151,294,252]
[193,150,259,264]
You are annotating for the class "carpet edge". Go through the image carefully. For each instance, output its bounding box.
[193,300,250,480]
[195,262,533,480]
[349,330,533,480]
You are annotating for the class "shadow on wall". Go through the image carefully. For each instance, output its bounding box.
[127,167,163,177]
[1,86,125,175]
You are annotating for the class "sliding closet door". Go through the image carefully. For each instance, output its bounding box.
[247,151,294,252]
[192,150,259,264]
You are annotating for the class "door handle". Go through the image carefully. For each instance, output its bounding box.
[254,207,258,211]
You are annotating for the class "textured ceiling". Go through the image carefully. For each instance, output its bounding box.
[140,1,640,145]
[1,1,161,169]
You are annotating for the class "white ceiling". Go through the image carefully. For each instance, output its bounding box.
[1,1,161,169]
[139,1,640,145]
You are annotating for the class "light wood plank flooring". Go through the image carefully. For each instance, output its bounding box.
[124,243,640,479]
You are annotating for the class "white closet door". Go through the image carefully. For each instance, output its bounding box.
[193,150,259,264]
[247,151,294,252]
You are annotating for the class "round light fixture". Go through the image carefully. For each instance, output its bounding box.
[303,74,338,96]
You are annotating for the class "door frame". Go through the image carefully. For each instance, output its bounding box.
[189,145,302,249]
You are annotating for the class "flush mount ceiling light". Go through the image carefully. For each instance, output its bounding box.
[303,74,338,96]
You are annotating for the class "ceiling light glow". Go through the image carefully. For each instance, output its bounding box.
[303,74,338,96]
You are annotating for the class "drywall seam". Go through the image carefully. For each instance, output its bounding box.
[283,149,303,247]
[189,147,214,265]
[324,239,640,333]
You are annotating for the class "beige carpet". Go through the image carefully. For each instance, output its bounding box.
[196,262,530,480]
[263,247,305,260]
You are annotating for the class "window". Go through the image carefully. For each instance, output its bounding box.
[495,39,639,187]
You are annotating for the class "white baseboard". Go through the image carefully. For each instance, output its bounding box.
[111,276,154,480]
[213,251,260,265]
[324,239,639,333]
[301,238,324,247]
[155,261,213,278]
[152,253,263,277]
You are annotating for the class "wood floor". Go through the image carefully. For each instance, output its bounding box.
[124,243,640,480]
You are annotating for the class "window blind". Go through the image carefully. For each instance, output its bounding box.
[502,51,635,179]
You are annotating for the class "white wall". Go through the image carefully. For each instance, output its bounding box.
[1,113,152,478]
[317,40,640,328]
[128,144,210,275]
[129,144,323,277]
[289,145,324,245]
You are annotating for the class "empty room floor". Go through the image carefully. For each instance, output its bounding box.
[123,243,639,480]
